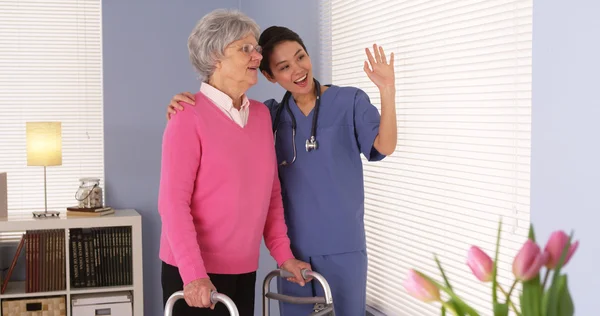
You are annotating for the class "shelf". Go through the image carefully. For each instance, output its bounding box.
[70,285,134,295]
[0,209,143,315]
[0,209,140,232]
[0,281,66,299]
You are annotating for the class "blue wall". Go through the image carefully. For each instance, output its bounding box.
[102,1,319,315]
[530,0,600,314]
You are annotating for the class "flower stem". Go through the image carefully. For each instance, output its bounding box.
[506,280,518,300]
[440,301,456,316]
[541,270,551,289]
[498,283,522,316]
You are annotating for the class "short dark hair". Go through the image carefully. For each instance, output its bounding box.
[258,26,308,76]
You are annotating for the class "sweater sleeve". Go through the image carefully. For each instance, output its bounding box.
[158,105,208,285]
[262,146,295,266]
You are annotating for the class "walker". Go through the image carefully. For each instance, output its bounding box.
[163,269,335,316]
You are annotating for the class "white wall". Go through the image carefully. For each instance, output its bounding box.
[530,0,600,314]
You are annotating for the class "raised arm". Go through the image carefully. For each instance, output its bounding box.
[363,44,397,156]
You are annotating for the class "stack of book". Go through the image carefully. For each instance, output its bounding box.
[70,227,133,288]
[0,229,66,294]
[66,206,115,217]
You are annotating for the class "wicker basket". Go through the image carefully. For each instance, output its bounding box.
[1,296,66,316]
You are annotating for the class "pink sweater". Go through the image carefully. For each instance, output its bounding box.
[158,92,294,285]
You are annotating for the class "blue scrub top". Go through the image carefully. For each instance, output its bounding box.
[264,85,385,258]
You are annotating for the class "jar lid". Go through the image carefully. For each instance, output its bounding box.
[79,177,101,182]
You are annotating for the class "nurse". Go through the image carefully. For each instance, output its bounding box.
[166,26,397,316]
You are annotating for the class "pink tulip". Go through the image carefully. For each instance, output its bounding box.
[403,270,440,302]
[512,240,549,281]
[467,246,493,282]
[544,230,579,269]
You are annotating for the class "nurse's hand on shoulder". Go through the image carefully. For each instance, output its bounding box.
[166,92,195,120]
[183,277,217,309]
[281,258,313,286]
[363,43,395,90]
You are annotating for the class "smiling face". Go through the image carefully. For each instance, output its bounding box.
[262,40,314,95]
[214,33,263,89]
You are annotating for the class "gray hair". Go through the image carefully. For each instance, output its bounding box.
[188,9,260,81]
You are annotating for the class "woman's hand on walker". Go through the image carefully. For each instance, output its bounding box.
[281,258,313,286]
[183,277,217,309]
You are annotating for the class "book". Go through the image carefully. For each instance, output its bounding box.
[67,208,115,217]
[69,227,132,288]
[23,229,66,293]
[66,206,112,213]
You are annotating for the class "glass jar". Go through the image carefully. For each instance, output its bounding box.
[75,178,104,208]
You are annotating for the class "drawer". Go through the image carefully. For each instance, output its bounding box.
[2,295,66,316]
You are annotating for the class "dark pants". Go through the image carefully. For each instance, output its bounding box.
[161,262,256,316]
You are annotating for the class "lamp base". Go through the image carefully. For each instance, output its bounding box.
[32,210,60,218]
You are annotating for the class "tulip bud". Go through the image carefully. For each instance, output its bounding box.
[467,246,493,282]
[513,240,549,281]
[544,230,579,269]
[403,270,441,302]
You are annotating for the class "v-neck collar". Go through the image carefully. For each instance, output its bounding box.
[287,85,336,120]
[288,96,314,120]
[196,92,252,131]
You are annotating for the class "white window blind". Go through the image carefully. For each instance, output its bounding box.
[320,0,532,315]
[0,0,104,237]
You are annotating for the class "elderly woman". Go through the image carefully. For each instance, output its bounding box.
[158,9,310,316]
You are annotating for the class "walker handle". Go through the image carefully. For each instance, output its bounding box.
[164,290,239,316]
[279,268,311,280]
[263,269,336,316]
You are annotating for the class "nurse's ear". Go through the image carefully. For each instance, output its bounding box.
[262,70,277,83]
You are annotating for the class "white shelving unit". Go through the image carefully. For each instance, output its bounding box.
[0,209,143,316]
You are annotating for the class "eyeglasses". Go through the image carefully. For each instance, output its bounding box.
[230,43,262,55]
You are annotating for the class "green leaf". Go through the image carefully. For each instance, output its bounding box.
[520,275,542,316]
[541,289,550,316]
[492,220,503,305]
[435,256,464,315]
[528,224,536,242]
[450,299,466,316]
[557,275,574,316]
[544,232,574,316]
[493,302,509,316]
[435,255,454,291]
[415,271,480,316]
[441,299,462,316]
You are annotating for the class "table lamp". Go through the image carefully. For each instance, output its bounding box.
[26,122,62,218]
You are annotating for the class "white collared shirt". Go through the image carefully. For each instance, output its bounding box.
[200,82,250,127]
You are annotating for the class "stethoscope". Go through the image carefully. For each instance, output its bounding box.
[272,78,322,166]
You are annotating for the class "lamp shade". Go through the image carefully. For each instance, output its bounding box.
[26,122,62,166]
